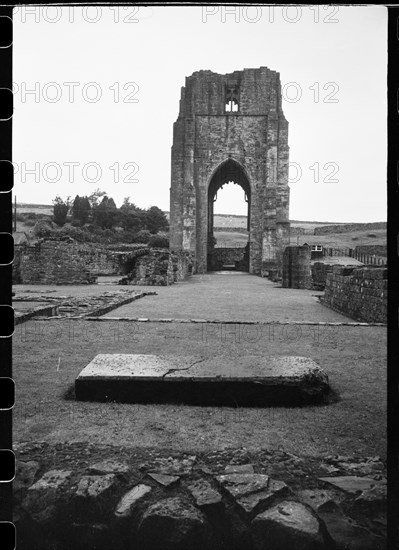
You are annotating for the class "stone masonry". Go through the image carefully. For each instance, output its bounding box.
[322,266,387,324]
[170,68,290,275]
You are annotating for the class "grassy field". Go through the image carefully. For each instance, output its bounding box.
[214,228,386,249]
[292,230,386,249]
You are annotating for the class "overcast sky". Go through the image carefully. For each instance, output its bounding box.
[13,5,387,222]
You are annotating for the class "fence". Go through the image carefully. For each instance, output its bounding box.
[322,247,386,265]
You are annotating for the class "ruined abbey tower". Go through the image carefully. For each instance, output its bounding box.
[169,67,290,274]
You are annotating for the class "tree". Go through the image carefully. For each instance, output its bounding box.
[52,195,71,227]
[88,188,107,209]
[71,195,91,226]
[144,206,169,234]
[119,197,145,232]
[93,196,118,229]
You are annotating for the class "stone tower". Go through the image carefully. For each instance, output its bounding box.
[169,67,290,274]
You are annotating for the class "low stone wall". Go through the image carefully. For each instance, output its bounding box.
[323,266,387,323]
[121,249,194,285]
[13,242,147,285]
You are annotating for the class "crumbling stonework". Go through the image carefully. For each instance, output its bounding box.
[121,250,194,286]
[170,68,290,274]
[323,266,387,323]
[13,242,105,285]
[13,242,146,285]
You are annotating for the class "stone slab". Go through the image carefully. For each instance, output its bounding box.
[147,472,180,487]
[75,354,329,406]
[318,476,380,495]
[115,484,152,518]
[251,501,325,550]
[187,479,224,511]
[216,474,289,515]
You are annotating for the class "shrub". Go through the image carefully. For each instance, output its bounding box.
[23,219,36,227]
[135,229,152,244]
[33,220,56,239]
[148,232,169,248]
[58,225,88,243]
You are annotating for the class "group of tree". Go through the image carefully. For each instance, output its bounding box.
[52,190,169,235]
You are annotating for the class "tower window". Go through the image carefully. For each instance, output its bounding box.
[225,86,239,112]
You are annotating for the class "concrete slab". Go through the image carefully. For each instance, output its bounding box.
[75,354,329,406]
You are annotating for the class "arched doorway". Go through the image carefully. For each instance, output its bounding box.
[207,158,251,272]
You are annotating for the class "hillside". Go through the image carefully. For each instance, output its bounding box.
[14,204,386,252]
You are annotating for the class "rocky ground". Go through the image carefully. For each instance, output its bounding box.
[14,443,386,550]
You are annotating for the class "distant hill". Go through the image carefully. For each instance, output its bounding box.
[16,205,386,234]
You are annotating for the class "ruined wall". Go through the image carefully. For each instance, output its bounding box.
[323,266,387,323]
[13,242,134,285]
[282,246,311,289]
[170,67,290,274]
[124,250,194,286]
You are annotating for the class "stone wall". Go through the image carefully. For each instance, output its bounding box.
[282,246,311,289]
[122,249,194,286]
[323,266,387,323]
[13,242,143,285]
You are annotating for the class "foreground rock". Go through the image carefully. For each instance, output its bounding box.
[217,473,290,515]
[317,501,385,550]
[251,501,327,550]
[136,497,212,550]
[114,484,152,518]
[22,469,72,524]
